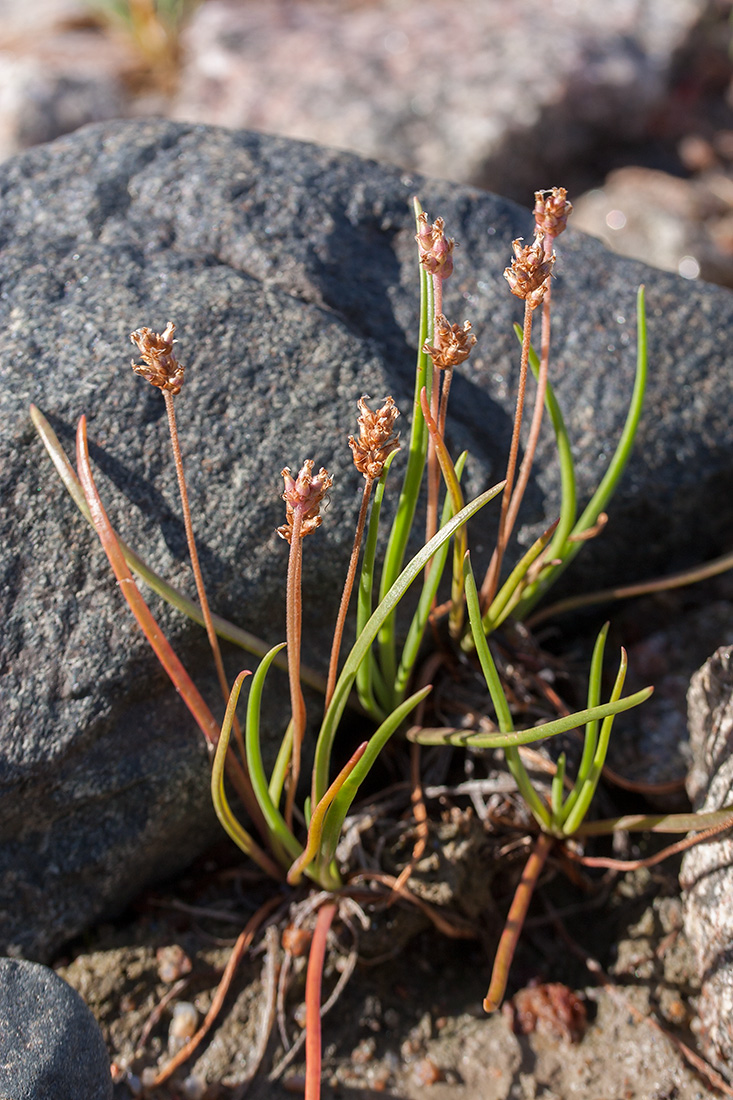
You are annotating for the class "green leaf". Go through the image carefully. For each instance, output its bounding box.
[395,453,466,702]
[244,644,301,861]
[312,482,504,804]
[513,285,647,617]
[407,688,653,750]
[30,405,328,691]
[318,685,432,868]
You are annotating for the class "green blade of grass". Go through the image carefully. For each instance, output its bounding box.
[558,622,609,825]
[376,199,433,695]
[312,481,504,804]
[210,671,284,877]
[394,453,466,702]
[562,649,629,836]
[355,450,399,720]
[30,405,326,693]
[317,684,433,869]
[513,285,647,618]
[463,551,550,828]
[407,688,652,750]
[243,643,302,862]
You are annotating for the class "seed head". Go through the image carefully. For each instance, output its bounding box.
[534,187,573,239]
[504,234,555,310]
[130,321,185,395]
[416,212,454,279]
[277,460,333,542]
[423,316,476,371]
[348,395,400,480]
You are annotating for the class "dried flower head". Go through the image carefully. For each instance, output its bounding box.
[504,234,555,309]
[534,187,573,239]
[416,212,454,279]
[130,321,185,395]
[423,315,476,371]
[348,395,400,480]
[277,460,333,542]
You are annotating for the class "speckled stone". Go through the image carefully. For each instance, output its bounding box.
[0,957,111,1100]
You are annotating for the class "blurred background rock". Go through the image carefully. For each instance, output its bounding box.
[2,0,733,287]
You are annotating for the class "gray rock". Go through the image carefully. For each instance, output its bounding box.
[173,0,704,198]
[3,119,733,960]
[0,957,111,1100]
[680,646,733,1082]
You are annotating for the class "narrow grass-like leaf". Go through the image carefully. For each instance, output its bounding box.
[244,643,301,861]
[312,482,504,804]
[558,623,608,825]
[395,453,466,702]
[407,688,653,750]
[286,742,368,886]
[514,285,647,617]
[562,649,629,835]
[377,199,433,692]
[551,753,566,819]
[76,415,221,748]
[210,671,282,874]
[577,806,733,836]
[317,685,432,870]
[419,387,466,634]
[31,405,327,692]
[268,720,293,809]
[356,450,399,719]
[464,552,550,828]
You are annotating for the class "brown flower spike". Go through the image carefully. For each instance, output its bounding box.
[504,234,555,310]
[130,322,185,395]
[348,395,400,480]
[423,316,477,371]
[277,461,333,542]
[533,187,573,239]
[416,212,454,279]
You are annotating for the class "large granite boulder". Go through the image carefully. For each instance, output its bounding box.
[2,119,733,959]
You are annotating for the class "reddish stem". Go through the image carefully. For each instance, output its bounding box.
[284,510,306,830]
[163,391,245,757]
[480,299,533,610]
[501,273,552,549]
[76,417,276,871]
[325,478,373,709]
[305,902,337,1100]
[484,831,553,1011]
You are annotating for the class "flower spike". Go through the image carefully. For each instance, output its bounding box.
[349,395,401,480]
[504,234,555,310]
[416,212,454,279]
[533,187,573,239]
[278,461,333,542]
[423,316,477,371]
[130,322,185,395]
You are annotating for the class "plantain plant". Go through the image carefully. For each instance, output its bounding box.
[30,185,733,1096]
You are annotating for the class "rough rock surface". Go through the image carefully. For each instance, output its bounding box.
[3,119,733,959]
[0,957,112,1100]
[173,0,703,200]
[681,646,733,1082]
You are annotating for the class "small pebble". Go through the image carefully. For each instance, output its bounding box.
[412,1057,443,1085]
[169,1001,199,1052]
